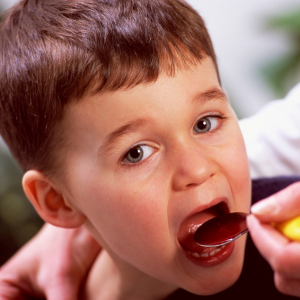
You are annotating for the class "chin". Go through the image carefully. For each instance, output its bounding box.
[182,237,246,296]
[186,261,243,296]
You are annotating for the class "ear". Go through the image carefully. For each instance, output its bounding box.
[22,170,86,228]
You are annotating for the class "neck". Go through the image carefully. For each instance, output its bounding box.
[82,249,177,300]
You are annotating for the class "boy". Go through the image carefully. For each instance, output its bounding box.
[0,0,251,299]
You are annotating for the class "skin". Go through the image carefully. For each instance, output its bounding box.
[0,224,100,300]
[22,57,251,299]
[247,182,300,298]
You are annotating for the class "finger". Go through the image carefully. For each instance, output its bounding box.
[39,226,101,300]
[0,224,102,300]
[0,242,43,300]
[247,215,300,278]
[70,225,101,273]
[274,273,300,298]
[44,278,82,300]
[0,283,27,300]
[0,285,41,300]
[0,269,42,300]
[251,181,300,223]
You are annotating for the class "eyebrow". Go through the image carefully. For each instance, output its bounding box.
[193,88,228,104]
[99,88,227,156]
[99,118,148,155]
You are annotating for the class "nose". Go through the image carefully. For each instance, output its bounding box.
[171,141,215,191]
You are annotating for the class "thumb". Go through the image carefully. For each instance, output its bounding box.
[44,277,82,300]
[39,225,101,300]
[251,181,300,223]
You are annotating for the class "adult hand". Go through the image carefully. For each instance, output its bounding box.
[247,182,300,298]
[0,223,101,300]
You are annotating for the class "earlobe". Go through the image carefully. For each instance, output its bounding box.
[22,170,86,228]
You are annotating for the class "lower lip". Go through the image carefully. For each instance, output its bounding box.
[182,242,235,267]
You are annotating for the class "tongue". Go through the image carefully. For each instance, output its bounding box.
[178,208,218,253]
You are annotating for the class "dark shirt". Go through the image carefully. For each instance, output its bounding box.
[166,176,300,300]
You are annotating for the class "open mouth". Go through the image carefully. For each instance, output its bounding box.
[177,201,234,267]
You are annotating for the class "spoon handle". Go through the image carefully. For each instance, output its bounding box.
[194,213,300,248]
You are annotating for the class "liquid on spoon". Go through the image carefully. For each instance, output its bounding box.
[194,212,248,247]
[194,212,300,247]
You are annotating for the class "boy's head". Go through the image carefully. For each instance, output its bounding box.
[0,0,251,298]
[0,0,218,176]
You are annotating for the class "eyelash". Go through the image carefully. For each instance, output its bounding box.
[120,113,228,170]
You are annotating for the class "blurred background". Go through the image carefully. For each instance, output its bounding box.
[0,0,300,265]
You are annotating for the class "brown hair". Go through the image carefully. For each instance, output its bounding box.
[0,0,219,176]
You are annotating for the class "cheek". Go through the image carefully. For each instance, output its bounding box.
[221,131,251,210]
[83,173,172,259]
[228,145,249,181]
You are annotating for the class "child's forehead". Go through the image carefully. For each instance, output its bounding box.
[64,58,225,134]
[93,56,218,97]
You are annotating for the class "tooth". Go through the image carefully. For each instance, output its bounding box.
[187,245,225,259]
[200,253,209,258]
[209,248,221,256]
[191,252,200,257]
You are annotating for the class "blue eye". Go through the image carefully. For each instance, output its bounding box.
[123,145,155,164]
[193,116,219,134]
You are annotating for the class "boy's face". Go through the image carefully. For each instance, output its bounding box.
[60,57,251,295]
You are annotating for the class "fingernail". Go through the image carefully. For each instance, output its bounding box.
[251,196,277,215]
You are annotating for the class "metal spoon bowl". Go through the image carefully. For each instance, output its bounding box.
[194,212,249,247]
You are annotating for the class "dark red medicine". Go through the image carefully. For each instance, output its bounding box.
[194,212,249,247]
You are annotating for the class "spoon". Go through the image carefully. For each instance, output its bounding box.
[194,212,300,247]
[194,212,248,247]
